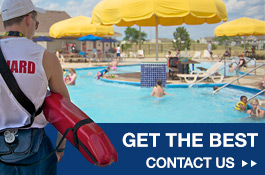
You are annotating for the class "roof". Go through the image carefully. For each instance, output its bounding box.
[0,10,71,36]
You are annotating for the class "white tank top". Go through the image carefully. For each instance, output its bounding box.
[116,47,120,53]
[0,37,48,131]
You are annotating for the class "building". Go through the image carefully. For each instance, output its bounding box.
[246,35,265,50]
[0,10,121,54]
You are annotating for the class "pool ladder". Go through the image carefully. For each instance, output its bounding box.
[212,63,265,95]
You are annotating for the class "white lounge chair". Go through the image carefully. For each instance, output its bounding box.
[192,51,201,59]
[177,62,224,84]
[137,50,144,58]
[202,50,211,59]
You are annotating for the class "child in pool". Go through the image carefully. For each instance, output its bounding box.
[110,58,118,70]
[64,75,71,84]
[95,66,110,79]
[235,96,248,111]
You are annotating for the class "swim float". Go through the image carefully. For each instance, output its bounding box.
[43,92,118,166]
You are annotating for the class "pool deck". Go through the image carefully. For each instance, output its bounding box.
[61,58,265,107]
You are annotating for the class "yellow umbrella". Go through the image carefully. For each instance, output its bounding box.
[92,0,227,60]
[215,17,265,55]
[215,17,265,37]
[215,17,265,76]
[49,16,114,38]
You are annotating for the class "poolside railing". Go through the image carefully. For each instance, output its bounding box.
[247,89,265,102]
[213,64,265,95]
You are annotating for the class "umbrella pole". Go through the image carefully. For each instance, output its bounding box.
[139,26,142,50]
[244,36,246,55]
[156,15,158,61]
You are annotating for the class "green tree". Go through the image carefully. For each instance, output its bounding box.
[172,27,191,50]
[123,27,147,44]
[121,42,132,52]
[212,43,217,50]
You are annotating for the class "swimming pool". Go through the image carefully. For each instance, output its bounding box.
[66,64,264,123]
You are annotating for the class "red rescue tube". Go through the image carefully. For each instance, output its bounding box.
[43,92,118,167]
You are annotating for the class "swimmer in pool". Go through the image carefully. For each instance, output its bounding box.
[66,68,77,85]
[110,58,118,70]
[213,86,219,91]
[64,74,71,84]
[151,79,169,98]
[235,96,248,111]
[247,99,265,118]
[94,66,110,79]
[229,63,234,73]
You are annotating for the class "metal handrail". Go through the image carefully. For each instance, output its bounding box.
[247,89,265,102]
[213,64,265,94]
[189,61,233,88]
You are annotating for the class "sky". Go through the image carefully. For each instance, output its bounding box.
[0,0,264,40]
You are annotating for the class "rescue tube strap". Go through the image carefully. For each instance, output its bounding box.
[72,118,98,165]
[72,118,94,149]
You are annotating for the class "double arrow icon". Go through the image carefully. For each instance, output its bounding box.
[242,160,257,167]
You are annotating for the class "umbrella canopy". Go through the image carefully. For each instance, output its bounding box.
[49,16,114,38]
[92,0,227,26]
[92,0,227,60]
[78,34,103,41]
[33,36,53,42]
[214,17,265,36]
[100,38,117,42]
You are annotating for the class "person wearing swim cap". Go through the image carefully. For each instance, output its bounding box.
[0,0,69,174]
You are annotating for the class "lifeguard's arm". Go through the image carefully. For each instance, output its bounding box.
[43,50,70,162]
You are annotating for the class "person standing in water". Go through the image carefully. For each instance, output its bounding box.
[151,79,169,98]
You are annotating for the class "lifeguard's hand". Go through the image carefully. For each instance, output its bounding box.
[56,151,64,162]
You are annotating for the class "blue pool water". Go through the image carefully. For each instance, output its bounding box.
[66,64,264,123]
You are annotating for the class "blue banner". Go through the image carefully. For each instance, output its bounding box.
[46,123,265,175]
